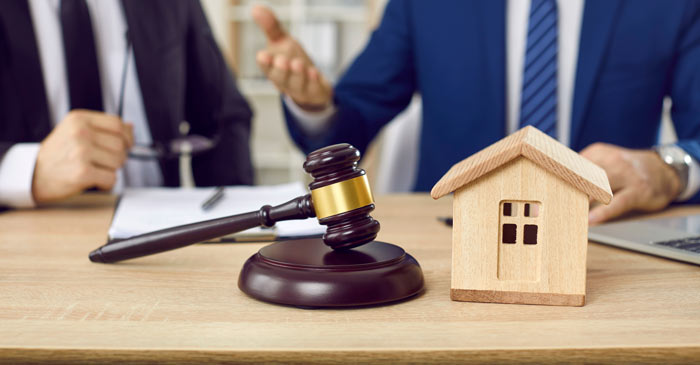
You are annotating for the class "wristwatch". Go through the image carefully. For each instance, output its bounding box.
[654,144,692,195]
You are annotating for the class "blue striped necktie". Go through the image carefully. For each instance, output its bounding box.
[520,0,558,139]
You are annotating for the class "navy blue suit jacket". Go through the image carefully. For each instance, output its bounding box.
[285,0,700,201]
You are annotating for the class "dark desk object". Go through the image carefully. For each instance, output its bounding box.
[238,238,423,307]
[236,144,423,307]
[438,216,453,226]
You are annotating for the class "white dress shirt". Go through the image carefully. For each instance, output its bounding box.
[0,0,162,208]
[285,0,700,200]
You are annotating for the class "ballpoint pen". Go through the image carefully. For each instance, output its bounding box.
[437,216,453,227]
[201,186,225,211]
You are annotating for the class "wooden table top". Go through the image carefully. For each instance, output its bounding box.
[1,193,699,364]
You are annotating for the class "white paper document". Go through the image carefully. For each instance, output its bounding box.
[108,182,325,241]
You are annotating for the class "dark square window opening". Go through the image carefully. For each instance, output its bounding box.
[524,203,539,217]
[502,224,517,244]
[524,224,538,244]
[503,202,513,216]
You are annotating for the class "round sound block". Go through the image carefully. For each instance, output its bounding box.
[238,238,424,308]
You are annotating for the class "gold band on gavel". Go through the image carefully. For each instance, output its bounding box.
[311,175,375,219]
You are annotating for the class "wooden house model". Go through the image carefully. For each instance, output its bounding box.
[431,126,612,306]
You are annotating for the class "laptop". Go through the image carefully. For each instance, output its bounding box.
[588,215,700,266]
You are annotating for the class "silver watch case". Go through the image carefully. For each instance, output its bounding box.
[654,144,691,194]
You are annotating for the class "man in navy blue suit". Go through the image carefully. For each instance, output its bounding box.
[252,0,700,224]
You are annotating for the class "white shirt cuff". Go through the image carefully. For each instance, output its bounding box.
[0,143,40,208]
[677,146,700,202]
[283,95,336,135]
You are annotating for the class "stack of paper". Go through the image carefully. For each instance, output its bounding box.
[108,182,325,241]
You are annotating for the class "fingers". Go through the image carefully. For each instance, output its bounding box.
[256,50,273,75]
[88,114,133,148]
[596,162,628,192]
[583,143,635,224]
[77,112,131,169]
[580,142,628,191]
[89,144,126,170]
[287,58,306,95]
[251,5,332,108]
[88,166,117,191]
[305,67,332,105]
[251,5,287,42]
[61,113,128,180]
[285,59,325,103]
[260,53,331,106]
[584,143,681,224]
[78,110,121,133]
[72,142,118,190]
[589,189,635,225]
[267,55,290,90]
[93,131,127,153]
[70,109,133,148]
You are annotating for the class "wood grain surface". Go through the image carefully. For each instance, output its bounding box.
[451,158,589,306]
[1,193,700,364]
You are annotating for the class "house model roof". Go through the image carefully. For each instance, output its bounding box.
[431,126,613,203]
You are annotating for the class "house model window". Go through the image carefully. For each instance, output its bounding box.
[500,201,541,245]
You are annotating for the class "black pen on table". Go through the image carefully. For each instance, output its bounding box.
[201,186,225,211]
[438,216,453,226]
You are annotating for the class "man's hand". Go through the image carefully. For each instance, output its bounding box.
[580,143,682,224]
[251,5,333,110]
[32,110,134,204]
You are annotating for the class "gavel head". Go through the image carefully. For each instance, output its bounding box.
[304,143,380,250]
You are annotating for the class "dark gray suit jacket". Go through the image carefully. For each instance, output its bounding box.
[0,0,254,188]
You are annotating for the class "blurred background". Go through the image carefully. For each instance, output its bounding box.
[200,0,393,188]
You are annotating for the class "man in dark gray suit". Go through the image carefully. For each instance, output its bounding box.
[0,0,253,207]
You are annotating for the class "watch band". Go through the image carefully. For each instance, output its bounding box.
[654,144,691,195]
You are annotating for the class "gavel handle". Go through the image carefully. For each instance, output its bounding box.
[89,194,315,263]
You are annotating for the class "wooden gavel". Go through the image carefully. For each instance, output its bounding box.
[89,144,381,263]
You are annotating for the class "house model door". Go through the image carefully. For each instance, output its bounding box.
[497,201,542,282]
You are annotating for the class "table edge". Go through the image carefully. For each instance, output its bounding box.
[1,346,699,364]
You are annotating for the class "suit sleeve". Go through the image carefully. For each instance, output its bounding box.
[0,143,12,159]
[285,0,417,156]
[0,143,11,211]
[670,1,700,203]
[183,0,254,186]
